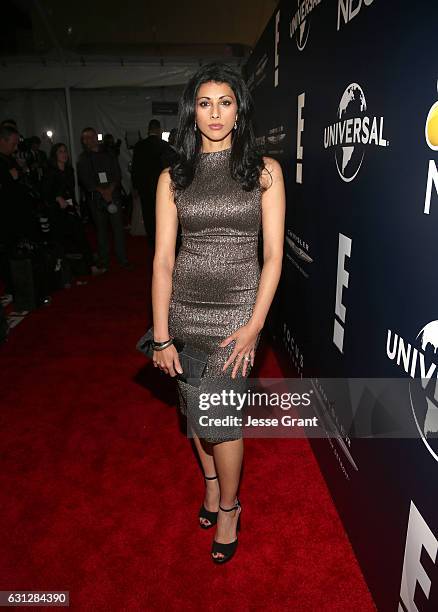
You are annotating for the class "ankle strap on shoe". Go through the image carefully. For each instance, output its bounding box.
[204,474,218,480]
[219,499,240,512]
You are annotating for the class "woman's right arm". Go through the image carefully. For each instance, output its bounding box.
[151,167,182,377]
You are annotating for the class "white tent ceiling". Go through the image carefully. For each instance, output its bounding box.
[0,57,242,90]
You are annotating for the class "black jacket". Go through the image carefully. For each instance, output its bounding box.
[43,164,76,206]
[131,135,178,200]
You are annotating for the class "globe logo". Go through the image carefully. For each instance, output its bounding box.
[324,82,388,183]
[409,321,438,463]
[335,83,367,182]
[425,99,438,151]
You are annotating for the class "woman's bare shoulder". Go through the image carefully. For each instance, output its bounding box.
[259,156,282,190]
[159,166,171,181]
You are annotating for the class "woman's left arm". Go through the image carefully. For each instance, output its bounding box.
[248,156,286,333]
[221,157,286,377]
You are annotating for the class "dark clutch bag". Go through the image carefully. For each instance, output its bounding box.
[136,326,208,387]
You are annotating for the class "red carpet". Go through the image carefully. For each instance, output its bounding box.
[0,233,376,611]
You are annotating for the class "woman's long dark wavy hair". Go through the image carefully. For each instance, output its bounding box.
[49,143,71,168]
[169,62,268,199]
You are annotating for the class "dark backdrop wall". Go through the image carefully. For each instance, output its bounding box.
[244,1,438,610]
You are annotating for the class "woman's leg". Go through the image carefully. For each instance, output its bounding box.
[191,427,220,527]
[192,427,216,476]
[211,438,243,559]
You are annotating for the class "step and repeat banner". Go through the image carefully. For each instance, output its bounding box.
[244,1,438,610]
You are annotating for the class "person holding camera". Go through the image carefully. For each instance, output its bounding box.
[77,127,130,271]
[43,143,105,278]
[0,123,51,306]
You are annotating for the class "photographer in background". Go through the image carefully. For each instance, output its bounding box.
[0,124,51,306]
[0,124,43,251]
[77,127,130,271]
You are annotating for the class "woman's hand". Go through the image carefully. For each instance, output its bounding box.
[153,344,183,377]
[220,323,260,379]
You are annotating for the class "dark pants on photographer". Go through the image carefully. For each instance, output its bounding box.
[50,208,94,269]
[88,195,128,269]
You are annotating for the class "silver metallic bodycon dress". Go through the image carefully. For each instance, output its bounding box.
[168,146,262,443]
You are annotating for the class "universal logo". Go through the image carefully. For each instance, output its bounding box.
[386,321,438,463]
[324,82,389,182]
[289,0,322,52]
[424,84,438,214]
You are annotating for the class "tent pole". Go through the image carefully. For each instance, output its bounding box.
[64,86,79,202]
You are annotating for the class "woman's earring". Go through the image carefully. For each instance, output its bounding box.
[234,118,238,130]
[194,121,197,131]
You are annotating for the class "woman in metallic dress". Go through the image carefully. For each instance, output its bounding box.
[151,63,285,563]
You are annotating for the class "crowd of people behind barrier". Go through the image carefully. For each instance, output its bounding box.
[0,118,133,322]
[0,117,179,343]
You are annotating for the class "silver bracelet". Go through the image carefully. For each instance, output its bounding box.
[153,338,174,351]
[153,337,171,346]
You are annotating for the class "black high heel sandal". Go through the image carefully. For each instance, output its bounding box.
[211,498,241,564]
[199,475,219,529]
